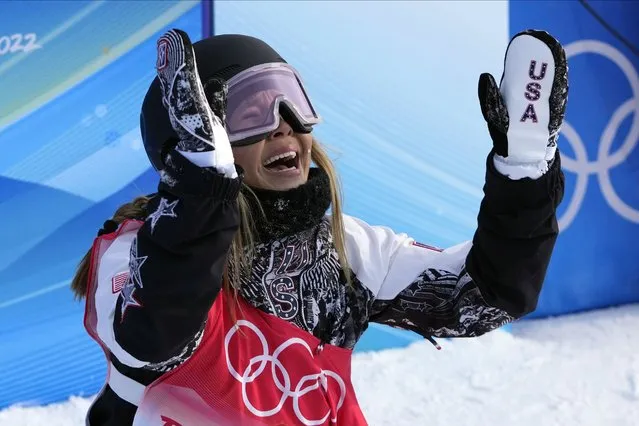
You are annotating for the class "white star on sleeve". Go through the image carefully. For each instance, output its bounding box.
[129,237,148,289]
[148,197,179,233]
[120,278,142,322]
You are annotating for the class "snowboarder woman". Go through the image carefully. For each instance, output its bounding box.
[72,28,567,425]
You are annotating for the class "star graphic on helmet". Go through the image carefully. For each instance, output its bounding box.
[148,197,179,233]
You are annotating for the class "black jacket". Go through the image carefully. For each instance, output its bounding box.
[85,149,564,425]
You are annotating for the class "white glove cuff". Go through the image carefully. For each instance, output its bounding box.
[177,150,238,179]
[493,154,549,181]
[493,140,557,181]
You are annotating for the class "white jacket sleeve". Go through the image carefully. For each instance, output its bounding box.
[343,214,514,338]
[341,151,563,339]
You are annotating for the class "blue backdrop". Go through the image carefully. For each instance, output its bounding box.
[511,1,639,317]
[0,0,637,409]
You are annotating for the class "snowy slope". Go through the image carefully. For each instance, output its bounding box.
[2,304,638,426]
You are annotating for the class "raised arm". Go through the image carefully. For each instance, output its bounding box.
[102,30,241,369]
[347,30,567,340]
[345,151,563,339]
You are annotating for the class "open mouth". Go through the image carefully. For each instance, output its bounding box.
[262,150,300,173]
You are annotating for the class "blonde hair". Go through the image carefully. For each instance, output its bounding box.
[70,139,350,301]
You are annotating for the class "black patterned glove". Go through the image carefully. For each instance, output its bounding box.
[155,29,235,177]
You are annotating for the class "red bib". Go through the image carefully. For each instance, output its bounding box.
[84,220,368,425]
[134,294,368,426]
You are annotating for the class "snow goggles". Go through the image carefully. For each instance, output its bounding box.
[222,63,321,145]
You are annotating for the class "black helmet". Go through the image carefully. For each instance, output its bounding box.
[140,34,286,172]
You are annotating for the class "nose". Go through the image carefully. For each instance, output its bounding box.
[268,115,293,139]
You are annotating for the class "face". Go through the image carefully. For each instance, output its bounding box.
[232,116,313,191]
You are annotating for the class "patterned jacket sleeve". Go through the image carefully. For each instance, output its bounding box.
[345,151,564,338]
[108,150,242,368]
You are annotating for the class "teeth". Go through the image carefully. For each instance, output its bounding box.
[272,165,297,172]
[263,151,297,166]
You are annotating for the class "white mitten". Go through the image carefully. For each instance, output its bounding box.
[478,30,568,180]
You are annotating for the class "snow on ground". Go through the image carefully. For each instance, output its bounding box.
[2,304,638,426]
